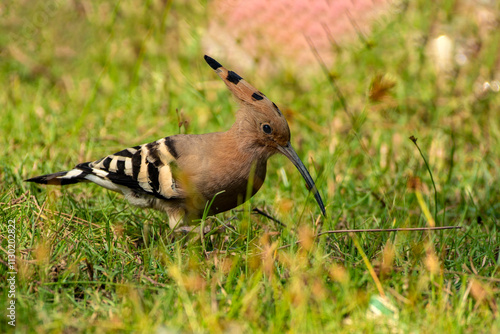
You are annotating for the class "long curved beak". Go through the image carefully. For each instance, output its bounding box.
[277,142,326,216]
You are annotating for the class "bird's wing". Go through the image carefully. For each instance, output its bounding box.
[78,136,183,200]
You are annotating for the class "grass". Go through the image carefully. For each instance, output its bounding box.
[1,0,499,332]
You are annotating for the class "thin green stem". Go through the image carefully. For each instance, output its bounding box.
[410,136,439,225]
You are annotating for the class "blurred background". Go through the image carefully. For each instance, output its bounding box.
[0,1,499,331]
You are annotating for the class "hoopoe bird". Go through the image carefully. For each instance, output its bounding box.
[26,56,326,228]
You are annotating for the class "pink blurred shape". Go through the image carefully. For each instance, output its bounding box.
[204,0,390,72]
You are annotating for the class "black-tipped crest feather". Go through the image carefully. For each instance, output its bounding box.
[204,55,222,70]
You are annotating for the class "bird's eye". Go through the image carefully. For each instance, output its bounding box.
[262,124,272,134]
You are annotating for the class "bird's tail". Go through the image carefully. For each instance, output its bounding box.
[25,168,89,186]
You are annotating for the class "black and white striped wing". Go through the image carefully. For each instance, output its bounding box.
[76,137,182,200]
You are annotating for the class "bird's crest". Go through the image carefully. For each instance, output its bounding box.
[204,55,282,117]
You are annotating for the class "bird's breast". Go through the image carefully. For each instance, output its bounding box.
[204,159,268,215]
[171,132,272,216]
[180,153,268,215]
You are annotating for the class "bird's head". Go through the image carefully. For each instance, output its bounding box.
[204,55,326,216]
